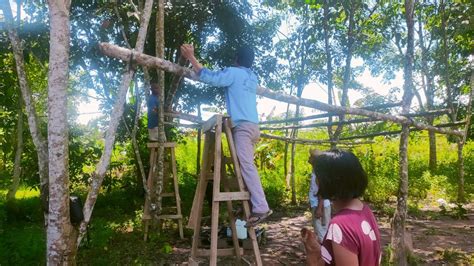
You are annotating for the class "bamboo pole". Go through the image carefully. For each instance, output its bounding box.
[98,42,463,137]
[260,133,374,145]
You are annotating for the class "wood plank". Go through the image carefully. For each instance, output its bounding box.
[202,115,218,133]
[196,248,244,257]
[157,214,182,219]
[214,192,250,201]
[160,192,175,197]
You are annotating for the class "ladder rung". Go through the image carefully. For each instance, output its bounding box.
[196,247,243,257]
[157,214,182,220]
[147,142,176,148]
[214,192,250,201]
[161,192,175,197]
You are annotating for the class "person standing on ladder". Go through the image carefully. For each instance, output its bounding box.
[180,44,272,227]
[148,83,161,141]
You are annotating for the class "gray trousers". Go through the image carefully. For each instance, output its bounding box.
[311,205,331,242]
[232,122,269,214]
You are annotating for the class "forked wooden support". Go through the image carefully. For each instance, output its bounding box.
[143,142,184,241]
[188,115,262,266]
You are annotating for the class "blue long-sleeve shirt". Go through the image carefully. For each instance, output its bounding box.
[147,94,159,128]
[198,66,259,126]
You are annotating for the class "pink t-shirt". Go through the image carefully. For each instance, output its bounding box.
[321,204,381,265]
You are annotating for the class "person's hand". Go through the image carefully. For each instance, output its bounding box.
[315,206,323,219]
[180,44,195,60]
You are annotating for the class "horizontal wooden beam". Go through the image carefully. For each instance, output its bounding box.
[165,111,203,123]
[260,118,379,131]
[214,192,250,201]
[201,115,219,133]
[196,248,244,257]
[260,133,374,145]
[98,42,463,137]
[261,108,450,126]
[339,121,465,140]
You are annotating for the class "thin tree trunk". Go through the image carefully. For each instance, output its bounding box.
[78,0,155,247]
[289,107,300,205]
[283,91,293,190]
[457,70,474,203]
[418,15,437,171]
[46,0,73,263]
[332,1,356,147]
[323,0,334,140]
[165,55,187,112]
[391,1,415,265]
[1,0,49,215]
[7,101,24,201]
[440,0,455,120]
[98,43,464,137]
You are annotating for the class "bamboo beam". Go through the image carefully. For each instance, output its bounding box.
[165,111,202,123]
[339,121,465,140]
[260,113,334,125]
[260,118,379,131]
[98,42,463,137]
[260,108,450,126]
[260,133,374,145]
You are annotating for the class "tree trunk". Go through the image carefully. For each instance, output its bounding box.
[284,88,294,190]
[418,13,437,171]
[1,0,49,215]
[332,1,356,147]
[289,104,301,205]
[7,101,24,201]
[165,55,187,112]
[153,0,166,220]
[98,43,463,137]
[457,70,474,203]
[78,0,155,247]
[323,0,334,140]
[440,0,455,120]
[391,1,415,265]
[46,0,73,263]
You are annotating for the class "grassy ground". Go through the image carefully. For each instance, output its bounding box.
[0,187,175,265]
[1,187,473,265]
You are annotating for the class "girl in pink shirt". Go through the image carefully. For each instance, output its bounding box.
[306,149,381,266]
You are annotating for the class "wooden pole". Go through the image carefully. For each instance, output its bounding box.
[98,42,463,137]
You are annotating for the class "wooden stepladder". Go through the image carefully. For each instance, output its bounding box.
[188,115,262,266]
[143,142,184,241]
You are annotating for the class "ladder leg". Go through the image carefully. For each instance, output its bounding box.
[222,156,242,263]
[188,132,213,228]
[143,147,158,241]
[170,147,184,239]
[223,118,263,266]
[190,132,214,259]
[210,116,223,266]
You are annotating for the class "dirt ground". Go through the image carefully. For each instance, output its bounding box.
[164,204,474,265]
